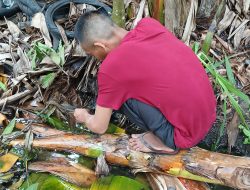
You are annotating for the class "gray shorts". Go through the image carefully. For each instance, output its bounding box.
[119,99,177,150]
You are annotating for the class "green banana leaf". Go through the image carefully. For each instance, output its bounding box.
[90,175,150,190]
[20,173,87,190]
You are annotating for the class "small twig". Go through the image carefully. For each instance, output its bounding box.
[8,35,17,65]
[229,50,250,59]
[210,49,222,61]
[1,99,7,112]
[0,88,37,107]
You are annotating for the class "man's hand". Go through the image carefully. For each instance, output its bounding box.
[73,105,113,134]
[74,108,90,123]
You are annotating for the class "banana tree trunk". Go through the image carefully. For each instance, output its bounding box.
[10,132,250,189]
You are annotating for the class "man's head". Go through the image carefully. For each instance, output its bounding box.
[75,10,127,60]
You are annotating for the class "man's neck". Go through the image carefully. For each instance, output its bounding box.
[111,28,129,49]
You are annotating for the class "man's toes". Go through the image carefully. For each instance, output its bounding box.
[131,143,142,151]
[131,134,141,139]
[129,140,137,147]
[129,138,137,143]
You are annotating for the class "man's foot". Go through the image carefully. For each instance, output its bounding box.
[129,132,179,154]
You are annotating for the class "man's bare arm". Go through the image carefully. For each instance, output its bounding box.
[74,105,112,134]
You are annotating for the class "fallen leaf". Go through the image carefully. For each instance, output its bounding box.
[40,72,57,89]
[227,112,240,152]
[234,20,246,48]
[0,113,7,126]
[5,19,22,38]
[0,53,12,61]
[31,13,52,48]
[242,0,250,17]
[2,118,16,135]
[182,0,198,45]
[132,0,146,29]
[29,157,97,187]
[217,6,236,35]
[0,153,19,173]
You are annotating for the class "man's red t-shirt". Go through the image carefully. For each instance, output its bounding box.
[97,18,216,148]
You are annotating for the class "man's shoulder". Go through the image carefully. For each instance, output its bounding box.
[136,17,165,30]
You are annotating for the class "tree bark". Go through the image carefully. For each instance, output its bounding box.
[10,133,250,189]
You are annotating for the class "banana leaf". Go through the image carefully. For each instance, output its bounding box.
[20,173,87,190]
[90,175,150,190]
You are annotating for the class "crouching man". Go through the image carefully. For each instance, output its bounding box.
[73,10,216,154]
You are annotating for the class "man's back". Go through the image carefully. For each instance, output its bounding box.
[97,18,216,148]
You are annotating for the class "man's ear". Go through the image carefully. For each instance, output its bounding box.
[94,42,109,52]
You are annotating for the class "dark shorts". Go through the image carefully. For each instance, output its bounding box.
[119,99,177,150]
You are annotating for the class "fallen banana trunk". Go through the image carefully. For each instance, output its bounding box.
[10,133,250,189]
[14,123,211,190]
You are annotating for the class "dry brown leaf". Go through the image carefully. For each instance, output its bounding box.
[182,0,198,45]
[5,19,22,39]
[31,13,52,48]
[228,19,249,40]
[144,1,150,17]
[228,14,238,38]
[13,47,32,76]
[72,39,87,57]
[215,34,234,54]
[131,0,146,29]
[0,113,7,126]
[69,2,78,16]
[29,157,96,187]
[146,173,210,190]
[10,74,27,87]
[217,6,236,35]
[55,22,69,46]
[178,178,211,190]
[0,53,11,61]
[164,0,189,37]
[0,43,10,52]
[234,20,246,48]
[197,0,218,19]
[0,153,19,173]
[0,73,8,85]
[242,29,250,46]
[243,0,250,18]
[227,112,240,153]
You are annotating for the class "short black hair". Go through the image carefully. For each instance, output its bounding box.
[74,10,114,45]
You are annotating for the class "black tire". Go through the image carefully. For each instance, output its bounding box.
[0,2,20,18]
[45,0,112,49]
[15,0,41,17]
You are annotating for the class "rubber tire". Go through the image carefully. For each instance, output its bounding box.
[0,0,46,18]
[0,3,20,18]
[45,0,112,49]
[15,0,41,17]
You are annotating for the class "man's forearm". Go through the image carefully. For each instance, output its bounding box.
[85,114,107,134]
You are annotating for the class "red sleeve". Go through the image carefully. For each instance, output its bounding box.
[96,72,126,110]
